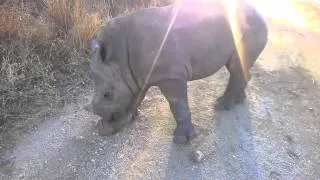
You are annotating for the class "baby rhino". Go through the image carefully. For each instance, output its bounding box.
[86,1,268,143]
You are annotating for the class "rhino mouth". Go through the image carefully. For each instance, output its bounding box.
[97,112,121,136]
[98,110,135,136]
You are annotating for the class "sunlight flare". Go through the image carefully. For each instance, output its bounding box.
[132,2,182,110]
[221,0,249,82]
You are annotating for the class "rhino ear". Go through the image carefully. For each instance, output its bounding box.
[91,39,100,51]
[90,38,112,64]
[89,39,112,77]
[90,38,105,63]
[89,39,104,75]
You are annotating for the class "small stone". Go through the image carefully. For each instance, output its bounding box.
[269,171,281,180]
[287,149,300,160]
[284,135,294,144]
[76,136,85,140]
[117,153,124,160]
[191,150,205,163]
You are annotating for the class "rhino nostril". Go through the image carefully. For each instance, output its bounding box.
[110,112,121,122]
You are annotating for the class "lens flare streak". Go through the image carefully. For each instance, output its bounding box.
[132,3,182,110]
[222,0,249,82]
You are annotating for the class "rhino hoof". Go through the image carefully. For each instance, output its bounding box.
[214,97,233,111]
[97,119,116,136]
[173,127,197,144]
[215,92,246,111]
[214,102,232,111]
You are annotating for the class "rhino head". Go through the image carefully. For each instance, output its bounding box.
[85,38,138,136]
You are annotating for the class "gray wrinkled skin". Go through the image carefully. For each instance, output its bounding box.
[87,1,268,143]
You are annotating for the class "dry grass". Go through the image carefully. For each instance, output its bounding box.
[0,5,50,41]
[0,0,99,128]
[0,0,172,128]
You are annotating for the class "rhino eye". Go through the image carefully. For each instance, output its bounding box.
[104,91,113,100]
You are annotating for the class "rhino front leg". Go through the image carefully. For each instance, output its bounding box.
[158,79,197,144]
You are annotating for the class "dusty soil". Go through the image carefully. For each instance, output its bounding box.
[1,4,320,180]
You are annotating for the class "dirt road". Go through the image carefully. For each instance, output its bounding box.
[1,5,320,180]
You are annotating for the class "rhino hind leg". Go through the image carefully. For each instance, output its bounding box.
[215,26,268,111]
[215,52,253,111]
[158,79,197,144]
[214,75,248,111]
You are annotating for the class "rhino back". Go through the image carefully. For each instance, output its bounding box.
[126,4,234,84]
[125,2,268,86]
[126,6,180,86]
[177,2,268,81]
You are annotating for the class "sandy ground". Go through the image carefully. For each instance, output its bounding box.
[1,6,320,180]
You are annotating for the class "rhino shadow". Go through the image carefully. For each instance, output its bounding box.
[163,65,262,179]
[163,90,262,180]
[162,67,261,179]
[212,102,263,180]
